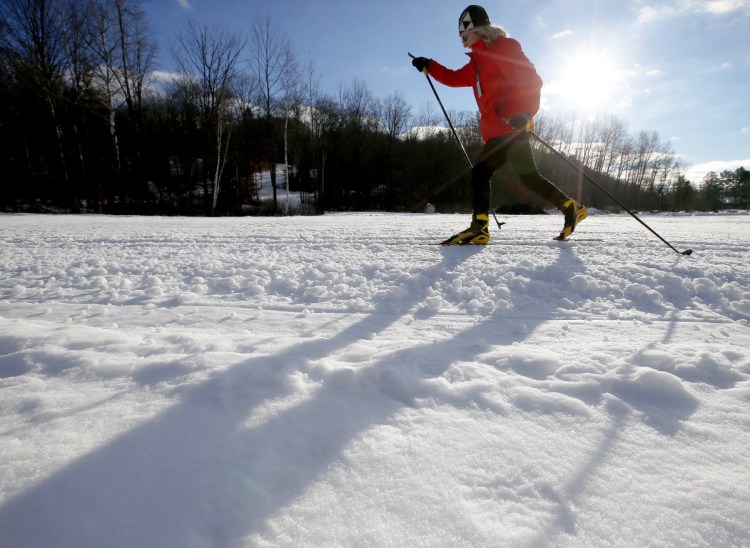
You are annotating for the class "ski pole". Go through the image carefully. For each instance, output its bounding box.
[408,52,504,230]
[527,129,693,256]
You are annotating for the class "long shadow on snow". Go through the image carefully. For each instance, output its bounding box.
[0,245,660,547]
[0,245,479,547]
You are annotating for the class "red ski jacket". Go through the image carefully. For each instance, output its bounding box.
[427,38,543,142]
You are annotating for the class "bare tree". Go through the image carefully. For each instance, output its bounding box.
[90,0,122,172]
[630,130,660,194]
[60,0,94,102]
[248,16,297,213]
[109,0,154,124]
[575,117,598,170]
[279,64,301,215]
[301,56,323,203]
[594,115,629,179]
[172,20,246,214]
[313,94,343,211]
[381,90,412,142]
[413,101,442,139]
[0,0,70,185]
[84,0,155,192]
[58,0,97,207]
[338,79,377,131]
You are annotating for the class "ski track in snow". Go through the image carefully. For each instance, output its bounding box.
[0,212,749,547]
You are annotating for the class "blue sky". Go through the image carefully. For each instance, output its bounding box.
[145,0,750,183]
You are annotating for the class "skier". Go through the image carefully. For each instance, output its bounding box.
[411,5,588,244]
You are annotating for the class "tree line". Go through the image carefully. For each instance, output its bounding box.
[1,0,747,216]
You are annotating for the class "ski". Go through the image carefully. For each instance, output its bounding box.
[551,237,603,242]
[300,234,602,246]
[431,239,603,246]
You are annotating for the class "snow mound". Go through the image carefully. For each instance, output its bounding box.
[731,299,750,316]
[612,367,699,413]
[506,348,562,379]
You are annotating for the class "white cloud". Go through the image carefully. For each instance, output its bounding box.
[151,70,180,83]
[684,159,750,182]
[704,0,750,14]
[638,5,675,22]
[176,0,192,9]
[551,30,573,40]
[637,0,750,22]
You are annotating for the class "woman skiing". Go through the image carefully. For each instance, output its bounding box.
[412,5,588,244]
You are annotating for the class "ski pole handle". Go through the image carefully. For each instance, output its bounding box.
[408,52,429,75]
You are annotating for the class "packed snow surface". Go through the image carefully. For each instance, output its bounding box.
[1,212,749,547]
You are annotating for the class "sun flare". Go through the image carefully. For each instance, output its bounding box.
[549,51,624,112]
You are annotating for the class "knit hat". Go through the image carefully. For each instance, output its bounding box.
[459,5,491,33]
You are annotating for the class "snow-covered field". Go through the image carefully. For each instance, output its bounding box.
[1,211,749,547]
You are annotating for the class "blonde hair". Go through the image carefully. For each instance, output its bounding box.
[473,24,508,44]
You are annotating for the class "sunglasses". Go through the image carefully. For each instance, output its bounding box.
[460,30,473,42]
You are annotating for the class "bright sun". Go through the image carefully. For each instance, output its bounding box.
[550,51,623,112]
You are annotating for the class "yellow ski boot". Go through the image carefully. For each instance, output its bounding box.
[442,214,490,245]
[555,199,588,241]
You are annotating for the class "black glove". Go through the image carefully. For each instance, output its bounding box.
[411,57,430,73]
[508,112,532,131]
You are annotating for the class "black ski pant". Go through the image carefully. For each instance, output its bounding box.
[472,132,568,215]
